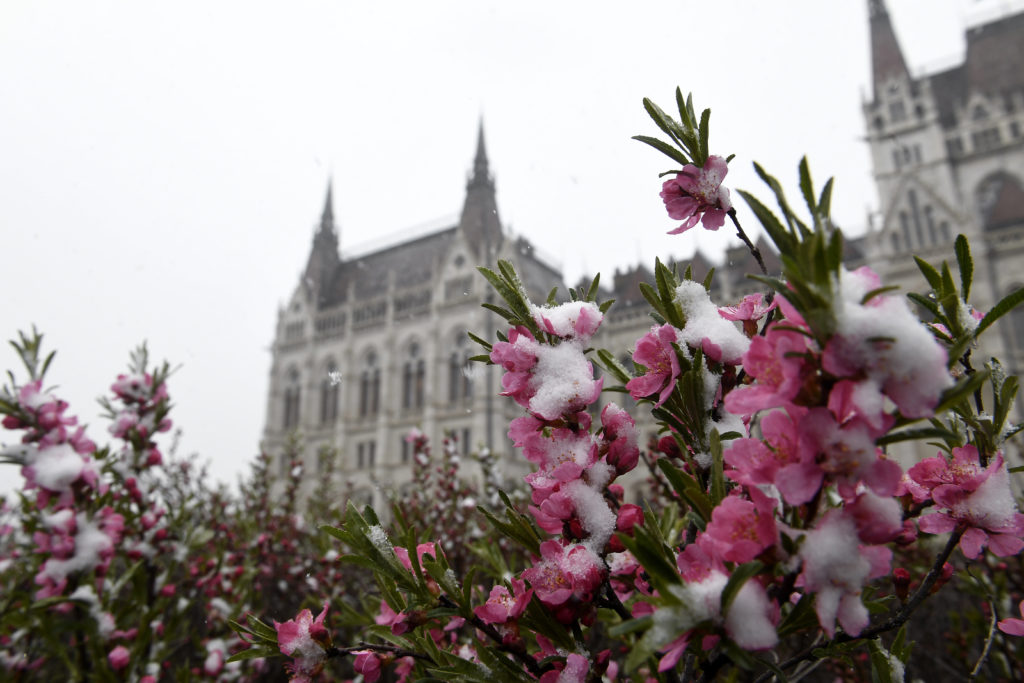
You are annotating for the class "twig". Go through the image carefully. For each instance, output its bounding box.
[727,209,768,277]
[752,528,964,682]
[968,594,998,680]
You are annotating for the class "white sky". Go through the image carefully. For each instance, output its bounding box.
[2,0,1020,493]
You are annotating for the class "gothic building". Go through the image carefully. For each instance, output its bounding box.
[263,127,569,506]
[260,119,780,507]
[860,0,1024,373]
[263,1,1024,506]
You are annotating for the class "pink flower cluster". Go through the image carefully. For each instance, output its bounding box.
[487,298,639,676]
[107,372,172,469]
[5,381,99,509]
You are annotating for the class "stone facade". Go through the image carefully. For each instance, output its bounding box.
[262,1,1024,506]
[261,116,779,508]
[859,0,1024,374]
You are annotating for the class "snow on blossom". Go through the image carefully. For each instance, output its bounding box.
[913,450,1024,559]
[529,342,603,420]
[274,604,331,681]
[530,301,603,342]
[661,155,732,234]
[21,442,97,498]
[675,280,750,364]
[627,324,682,407]
[601,403,640,475]
[35,508,124,599]
[799,510,891,638]
[823,266,952,419]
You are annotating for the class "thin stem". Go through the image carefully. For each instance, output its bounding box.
[328,642,434,663]
[598,580,632,621]
[727,209,768,277]
[753,528,964,682]
[968,595,998,680]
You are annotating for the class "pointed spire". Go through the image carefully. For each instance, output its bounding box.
[458,119,502,261]
[868,0,910,96]
[319,179,335,234]
[468,117,494,192]
[304,178,341,306]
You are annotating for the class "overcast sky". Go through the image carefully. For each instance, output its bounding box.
[3,0,1021,494]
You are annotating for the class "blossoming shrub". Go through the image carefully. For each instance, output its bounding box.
[0,333,393,681]
[232,89,1024,681]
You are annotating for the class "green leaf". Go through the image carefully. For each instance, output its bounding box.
[876,426,958,446]
[697,108,710,165]
[608,615,653,637]
[720,561,764,615]
[226,647,278,663]
[798,156,815,217]
[632,135,691,166]
[975,286,1024,337]
[586,272,601,301]
[818,177,834,216]
[913,256,943,292]
[906,292,942,320]
[642,97,687,149]
[954,234,973,301]
[934,369,991,413]
[861,285,901,305]
[737,189,794,255]
[596,349,632,384]
[656,458,712,523]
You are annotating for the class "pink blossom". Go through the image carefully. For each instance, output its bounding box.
[626,324,681,407]
[538,652,590,683]
[489,326,539,408]
[777,408,901,505]
[108,645,130,671]
[998,600,1024,636]
[522,541,604,612]
[353,650,383,682]
[600,403,639,474]
[718,293,776,323]
[474,579,533,625]
[661,155,732,234]
[375,600,409,635]
[273,603,330,680]
[913,451,1024,559]
[724,408,803,488]
[701,487,777,564]
[724,325,811,416]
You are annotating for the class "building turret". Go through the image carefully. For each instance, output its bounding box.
[868,0,911,97]
[303,181,342,306]
[457,120,504,263]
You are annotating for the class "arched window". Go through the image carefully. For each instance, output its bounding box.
[320,360,340,425]
[977,173,1024,231]
[448,332,473,405]
[402,341,425,411]
[359,351,380,418]
[283,367,301,430]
